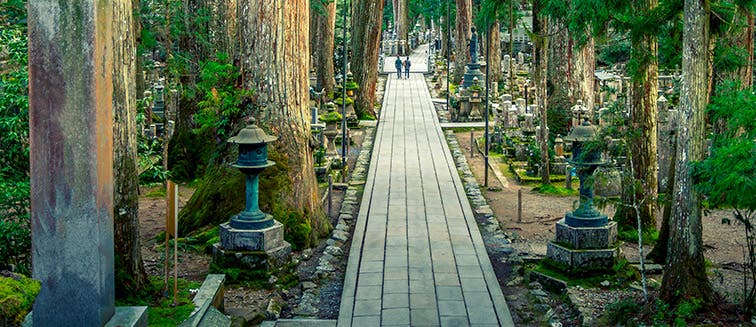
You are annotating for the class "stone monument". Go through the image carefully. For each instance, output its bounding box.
[461,27,485,89]
[27,1,147,325]
[546,120,620,272]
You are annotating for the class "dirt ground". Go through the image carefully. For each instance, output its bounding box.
[455,130,752,308]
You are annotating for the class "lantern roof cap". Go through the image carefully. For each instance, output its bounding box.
[228,118,278,145]
[564,120,598,142]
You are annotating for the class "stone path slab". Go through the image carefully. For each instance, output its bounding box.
[338,46,513,326]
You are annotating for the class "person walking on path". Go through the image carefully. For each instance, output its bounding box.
[404,56,411,78]
[394,55,403,79]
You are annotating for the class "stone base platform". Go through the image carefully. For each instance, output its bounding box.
[212,243,291,271]
[219,219,285,252]
[555,220,617,249]
[546,241,621,272]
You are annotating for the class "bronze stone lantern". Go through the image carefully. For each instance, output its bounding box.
[228,119,277,229]
[563,120,608,227]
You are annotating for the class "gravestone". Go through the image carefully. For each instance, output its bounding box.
[28,2,147,326]
[516,98,526,114]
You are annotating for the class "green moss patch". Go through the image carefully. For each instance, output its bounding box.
[0,274,40,325]
[533,258,639,288]
[532,183,578,197]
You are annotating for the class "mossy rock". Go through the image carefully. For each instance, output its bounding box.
[0,274,40,324]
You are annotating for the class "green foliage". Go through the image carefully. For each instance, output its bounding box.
[0,5,31,276]
[116,276,199,327]
[600,297,641,326]
[0,16,29,182]
[0,274,40,325]
[649,298,703,326]
[138,136,169,184]
[693,82,756,213]
[0,182,31,275]
[597,35,630,66]
[193,53,250,141]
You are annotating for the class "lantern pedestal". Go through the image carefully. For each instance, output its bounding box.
[213,220,292,271]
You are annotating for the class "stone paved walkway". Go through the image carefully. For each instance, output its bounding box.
[338,47,514,326]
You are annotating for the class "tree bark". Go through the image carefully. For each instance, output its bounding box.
[616,0,659,231]
[315,0,336,96]
[661,0,714,307]
[570,36,595,112]
[719,6,754,88]
[351,0,384,119]
[547,13,570,117]
[113,0,147,297]
[394,0,408,55]
[647,135,676,264]
[533,0,550,184]
[487,20,502,85]
[453,0,472,83]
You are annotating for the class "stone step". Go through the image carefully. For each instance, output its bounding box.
[260,319,337,327]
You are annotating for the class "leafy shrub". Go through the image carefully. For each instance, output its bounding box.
[0,182,30,275]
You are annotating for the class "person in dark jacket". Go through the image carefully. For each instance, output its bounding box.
[404,57,411,78]
[394,55,403,79]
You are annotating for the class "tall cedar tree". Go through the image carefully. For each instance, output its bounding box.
[113,0,147,296]
[314,0,336,96]
[453,0,472,83]
[660,0,714,307]
[351,0,385,119]
[533,0,551,184]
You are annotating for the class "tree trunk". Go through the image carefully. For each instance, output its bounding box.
[661,0,714,307]
[647,134,676,264]
[616,0,659,231]
[351,0,384,119]
[179,0,330,245]
[394,0,408,55]
[315,0,336,96]
[547,13,570,119]
[487,20,501,85]
[570,36,595,112]
[453,0,472,83]
[113,0,147,297]
[533,0,550,184]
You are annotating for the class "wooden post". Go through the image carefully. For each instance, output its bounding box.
[517,189,523,222]
[328,175,333,216]
[470,130,475,157]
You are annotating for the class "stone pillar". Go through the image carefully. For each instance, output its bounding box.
[29,2,146,326]
[29,1,115,325]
